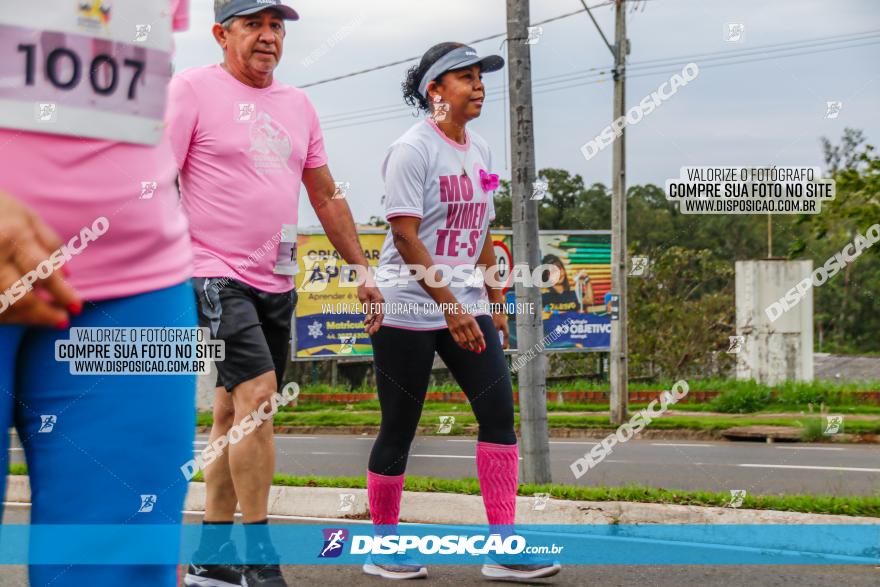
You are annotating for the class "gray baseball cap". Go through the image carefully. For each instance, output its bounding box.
[215,0,299,24]
[417,45,505,97]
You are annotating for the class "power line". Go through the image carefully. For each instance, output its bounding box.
[533,38,880,94]
[628,28,880,68]
[298,2,614,88]
[320,30,879,124]
[320,33,880,131]
[321,38,880,131]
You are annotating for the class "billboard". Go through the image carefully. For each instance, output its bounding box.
[292,230,611,358]
[495,231,611,351]
[292,230,385,358]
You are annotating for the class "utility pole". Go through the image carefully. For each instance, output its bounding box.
[506,0,551,484]
[609,0,629,425]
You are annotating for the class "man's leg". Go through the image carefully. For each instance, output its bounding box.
[228,370,277,522]
[204,386,237,520]
[186,385,244,584]
[189,277,273,585]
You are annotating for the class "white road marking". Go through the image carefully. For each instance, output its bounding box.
[183,509,374,524]
[550,441,599,445]
[775,446,845,451]
[738,463,880,473]
[411,454,475,459]
[410,454,524,460]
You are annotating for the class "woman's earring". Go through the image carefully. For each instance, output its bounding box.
[431,94,449,122]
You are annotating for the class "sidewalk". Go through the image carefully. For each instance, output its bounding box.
[7,476,877,526]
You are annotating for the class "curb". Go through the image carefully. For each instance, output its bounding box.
[6,476,877,526]
[194,425,729,441]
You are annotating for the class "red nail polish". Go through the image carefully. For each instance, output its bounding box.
[67,302,83,316]
[55,319,70,330]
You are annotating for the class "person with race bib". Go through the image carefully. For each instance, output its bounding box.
[364,42,561,581]
[0,1,195,586]
[166,2,384,586]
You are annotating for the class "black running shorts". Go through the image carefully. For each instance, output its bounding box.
[193,277,296,392]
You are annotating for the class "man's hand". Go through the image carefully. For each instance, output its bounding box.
[303,166,384,334]
[0,191,81,326]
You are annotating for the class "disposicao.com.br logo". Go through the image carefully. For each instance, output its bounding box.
[319,530,543,557]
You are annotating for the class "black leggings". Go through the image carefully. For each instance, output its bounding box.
[368,314,517,476]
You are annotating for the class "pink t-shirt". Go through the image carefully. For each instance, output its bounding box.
[0,0,192,301]
[167,64,328,293]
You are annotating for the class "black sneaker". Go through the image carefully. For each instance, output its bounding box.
[242,541,288,587]
[184,541,246,587]
[242,563,287,586]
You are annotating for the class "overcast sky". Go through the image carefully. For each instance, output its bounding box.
[172,0,879,228]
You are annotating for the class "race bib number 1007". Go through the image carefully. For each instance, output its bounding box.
[0,2,174,145]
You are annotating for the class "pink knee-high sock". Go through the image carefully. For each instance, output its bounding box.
[476,441,519,535]
[367,470,405,535]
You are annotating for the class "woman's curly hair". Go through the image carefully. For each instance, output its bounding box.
[402,42,465,112]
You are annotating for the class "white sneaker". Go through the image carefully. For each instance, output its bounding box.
[481,556,562,580]
[362,554,428,580]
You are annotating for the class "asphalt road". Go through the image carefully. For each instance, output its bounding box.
[192,434,880,496]
[8,433,879,495]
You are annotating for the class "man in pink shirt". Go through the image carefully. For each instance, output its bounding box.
[167,2,383,586]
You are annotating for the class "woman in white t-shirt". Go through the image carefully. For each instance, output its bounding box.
[363,42,561,581]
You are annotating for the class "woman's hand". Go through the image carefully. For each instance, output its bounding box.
[492,309,509,350]
[0,191,81,326]
[444,302,485,353]
[356,267,385,335]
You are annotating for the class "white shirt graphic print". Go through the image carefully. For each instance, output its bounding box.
[249,111,293,174]
[376,119,497,330]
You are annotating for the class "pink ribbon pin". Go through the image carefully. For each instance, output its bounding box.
[479,169,499,192]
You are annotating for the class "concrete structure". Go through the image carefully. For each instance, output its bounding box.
[196,363,217,412]
[814,353,880,382]
[735,260,814,384]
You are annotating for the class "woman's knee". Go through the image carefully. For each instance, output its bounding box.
[369,431,416,472]
[474,403,516,444]
[477,424,517,445]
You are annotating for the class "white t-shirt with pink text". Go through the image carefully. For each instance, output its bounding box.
[376,119,496,330]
